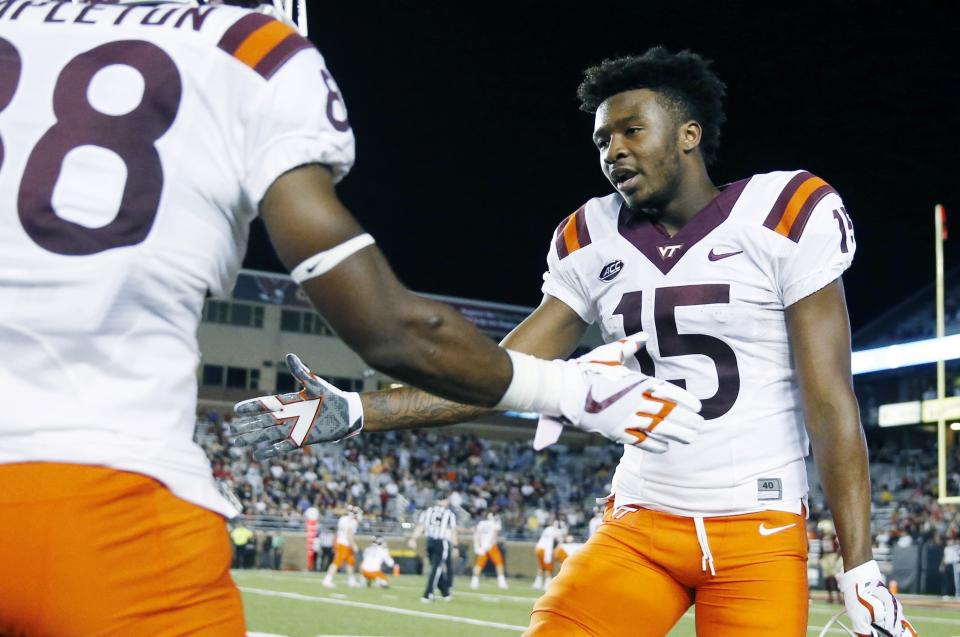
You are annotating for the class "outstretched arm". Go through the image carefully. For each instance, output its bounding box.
[261,164,514,406]
[360,295,589,432]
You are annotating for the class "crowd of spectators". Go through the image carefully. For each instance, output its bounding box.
[197,410,618,540]
[200,409,960,554]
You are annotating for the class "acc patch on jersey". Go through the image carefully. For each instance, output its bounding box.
[598,259,624,282]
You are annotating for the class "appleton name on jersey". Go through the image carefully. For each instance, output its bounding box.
[543,171,855,517]
[0,1,355,517]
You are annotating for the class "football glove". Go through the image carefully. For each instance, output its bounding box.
[838,560,919,637]
[230,353,363,460]
[533,335,705,452]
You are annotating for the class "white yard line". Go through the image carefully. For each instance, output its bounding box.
[386,582,541,604]
[240,572,542,605]
[240,587,527,633]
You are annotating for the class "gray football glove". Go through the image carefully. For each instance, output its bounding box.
[230,353,363,460]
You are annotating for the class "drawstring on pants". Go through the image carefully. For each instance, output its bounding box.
[694,516,716,576]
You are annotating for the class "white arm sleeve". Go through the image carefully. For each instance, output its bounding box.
[541,229,596,323]
[776,192,856,306]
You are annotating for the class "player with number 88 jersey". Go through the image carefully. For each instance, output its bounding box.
[0,0,353,519]
[0,2,354,633]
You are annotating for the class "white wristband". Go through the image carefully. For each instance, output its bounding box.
[494,350,571,418]
[290,233,376,284]
[838,559,881,590]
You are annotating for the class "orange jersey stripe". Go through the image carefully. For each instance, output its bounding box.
[561,214,580,255]
[773,175,828,237]
[233,20,298,70]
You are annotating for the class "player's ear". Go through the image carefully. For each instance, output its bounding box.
[678,120,703,155]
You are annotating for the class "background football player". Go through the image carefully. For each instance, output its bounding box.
[323,506,361,588]
[471,510,508,589]
[359,537,395,588]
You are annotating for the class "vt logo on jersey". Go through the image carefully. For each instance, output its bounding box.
[657,244,683,259]
[598,260,624,282]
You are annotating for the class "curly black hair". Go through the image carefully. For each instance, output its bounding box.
[577,47,727,165]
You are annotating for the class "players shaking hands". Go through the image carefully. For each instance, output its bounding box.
[230,334,705,459]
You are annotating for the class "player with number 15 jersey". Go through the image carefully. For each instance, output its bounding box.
[543,168,855,518]
[312,48,915,636]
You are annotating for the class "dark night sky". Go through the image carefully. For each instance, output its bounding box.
[243,0,959,332]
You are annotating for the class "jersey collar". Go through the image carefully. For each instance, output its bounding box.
[617,177,751,275]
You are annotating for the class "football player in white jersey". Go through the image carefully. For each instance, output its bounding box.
[532,518,564,590]
[471,511,508,589]
[268,47,918,636]
[360,537,395,588]
[324,505,361,588]
[0,1,702,632]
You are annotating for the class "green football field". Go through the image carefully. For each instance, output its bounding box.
[235,569,960,636]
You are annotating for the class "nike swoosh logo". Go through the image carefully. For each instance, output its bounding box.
[758,522,796,536]
[305,261,320,273]
[584,380,644,414]
[708,249,743,261]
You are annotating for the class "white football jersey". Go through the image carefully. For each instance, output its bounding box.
[0,1,355,517]
[336,515,358,546]
[543,171,855,517]
[360,544,394,573]
[474,517,501,553]
[535,523,561,552]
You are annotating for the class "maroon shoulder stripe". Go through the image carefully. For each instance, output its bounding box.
[253,33,313,80]
[574,205,592,249]
[786,182,836,241]
[763,171,838,242]
[554,214,572,259]
[217,13,272,54]
[218,13,314,80]
[553,205,592,260]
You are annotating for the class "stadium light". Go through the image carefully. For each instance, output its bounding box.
[851,334,960,375]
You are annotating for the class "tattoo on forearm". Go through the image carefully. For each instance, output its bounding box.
[365,388,489,431]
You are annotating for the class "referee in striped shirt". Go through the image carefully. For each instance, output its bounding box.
[410,497,458,601]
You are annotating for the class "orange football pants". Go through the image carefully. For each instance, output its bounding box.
[334,544,356,568]
[0,463,245,637]
[361,568,388,584]
[526,505,808,637]
[535,547,553,572]
[476,545,504,569]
